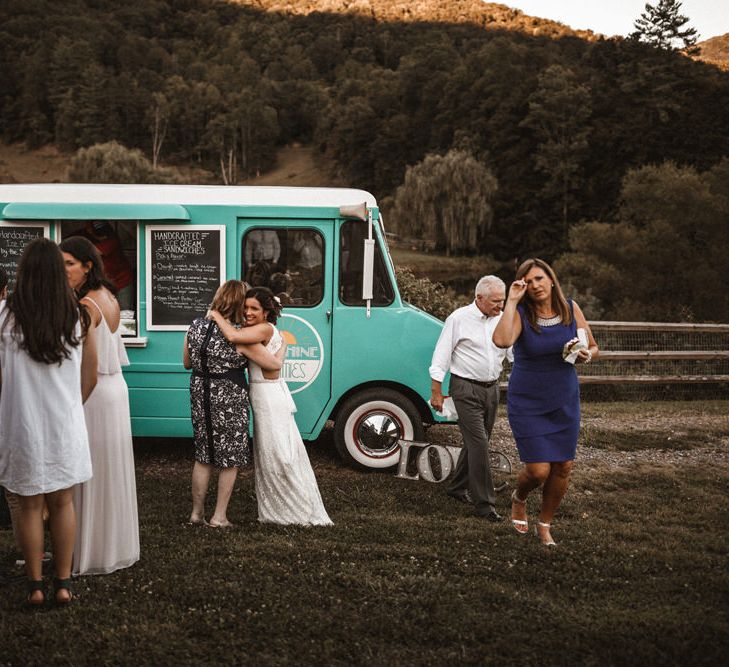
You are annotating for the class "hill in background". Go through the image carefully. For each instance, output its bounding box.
[0,143,69,184]
[234,0,598,39]
[0,141,332,187]
[695,33,729,69]
[0,0,601,187]
[1,0,727,265]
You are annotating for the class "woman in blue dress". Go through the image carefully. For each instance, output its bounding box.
[493,259,598,546]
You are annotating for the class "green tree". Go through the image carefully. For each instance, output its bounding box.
[556,161,729,321]
[201,86,279,184]
[202,112,238,185]
[54,91,78,151]
[630,0,699,52]
[75,63,112,148]
[47,37,96,108]
[520,65,592,244]
[168,79,223,164]
[392,149,498,256]
[321,94,379,186]
[16,47,52,147]
[235,88,279,179]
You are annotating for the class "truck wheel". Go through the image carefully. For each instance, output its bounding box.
[334,388,425,470]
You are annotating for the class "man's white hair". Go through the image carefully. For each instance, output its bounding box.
[475,275,505,298]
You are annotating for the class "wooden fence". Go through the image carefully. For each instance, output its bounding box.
[580,321,729,385]
[499,321,729,391]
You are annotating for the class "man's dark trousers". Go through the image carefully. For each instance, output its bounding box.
[446,374,499,515]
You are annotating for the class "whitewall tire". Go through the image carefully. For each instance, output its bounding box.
[334,388,425,470]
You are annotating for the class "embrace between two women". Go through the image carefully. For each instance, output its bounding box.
[183,281,331,529]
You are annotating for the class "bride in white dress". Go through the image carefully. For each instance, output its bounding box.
[210,287,331,526]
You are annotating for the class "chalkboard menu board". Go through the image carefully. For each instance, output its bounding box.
[146,225,226,330]
[0,222,50,290]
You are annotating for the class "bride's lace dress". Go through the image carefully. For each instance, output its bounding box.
[249,324,332,526]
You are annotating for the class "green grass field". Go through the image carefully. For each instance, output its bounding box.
[389,246,501,292]
[1,402,728,665]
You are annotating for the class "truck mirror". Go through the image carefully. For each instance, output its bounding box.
[339,202,367,221]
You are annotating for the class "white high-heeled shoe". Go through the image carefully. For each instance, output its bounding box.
[535,521,557,546]
[511,490,529,535]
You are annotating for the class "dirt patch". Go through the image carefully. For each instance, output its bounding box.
[0,141,336,188]
[426,402,729,473]
[239,143,341,187]
[0,142,71,183]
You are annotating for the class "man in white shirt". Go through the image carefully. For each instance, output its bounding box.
[429,275,511,522]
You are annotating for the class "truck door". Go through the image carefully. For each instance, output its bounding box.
[238,221,332,437]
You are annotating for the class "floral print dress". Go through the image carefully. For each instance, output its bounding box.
[187,318,250,468]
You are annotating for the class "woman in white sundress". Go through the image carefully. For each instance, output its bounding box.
[210,287,332,526]
[0,238,97,605]
[60,236,139,575]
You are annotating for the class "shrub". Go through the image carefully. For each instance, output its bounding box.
[395,267,469,321]
[68,141,185,184]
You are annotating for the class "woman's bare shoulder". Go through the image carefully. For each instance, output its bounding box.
[571,300,586,318]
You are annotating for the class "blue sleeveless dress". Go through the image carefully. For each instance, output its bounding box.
[507,301,580,463]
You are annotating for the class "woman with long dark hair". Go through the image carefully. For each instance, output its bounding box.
[60,235,139,575]
[0,238,97,605]
[210,287,331,526]
[493,258,599,546]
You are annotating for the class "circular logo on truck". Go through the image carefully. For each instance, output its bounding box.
[278,314,324,394]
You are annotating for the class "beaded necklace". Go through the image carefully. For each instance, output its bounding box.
[536,314,562,327]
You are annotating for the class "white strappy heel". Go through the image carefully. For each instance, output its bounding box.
[535,521,557,546]
[510,491,529,535]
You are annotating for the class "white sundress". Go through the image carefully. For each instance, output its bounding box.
[0,302,91,495]
[73,296,139,575]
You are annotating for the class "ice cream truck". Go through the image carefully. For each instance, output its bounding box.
[0,184,447,470]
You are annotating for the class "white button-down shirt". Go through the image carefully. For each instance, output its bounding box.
[429,302,512,383]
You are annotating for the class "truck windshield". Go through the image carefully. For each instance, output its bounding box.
[377,213,396,277]
[339,221,394,306]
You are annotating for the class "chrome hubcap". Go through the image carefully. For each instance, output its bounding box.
[355,412,402,457]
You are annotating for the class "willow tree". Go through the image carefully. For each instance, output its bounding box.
[392,149,498,255]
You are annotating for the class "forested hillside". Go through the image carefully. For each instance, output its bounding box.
[1,0,728,273]
[694,33,729,69]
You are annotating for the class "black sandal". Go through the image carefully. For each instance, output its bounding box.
[53,577,73,605]
[26,579,45,606]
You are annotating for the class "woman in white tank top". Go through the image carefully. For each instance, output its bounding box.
[60,236,140,576]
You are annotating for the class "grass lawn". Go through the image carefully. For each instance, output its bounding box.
[1,403,728,665]
[389,246,500,290]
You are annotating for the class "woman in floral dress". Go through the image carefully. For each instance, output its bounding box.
[183,280,284,528]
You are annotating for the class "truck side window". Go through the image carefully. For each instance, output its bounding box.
[242,228,324,307]
[60,220,138,336]
[339,221,394,306]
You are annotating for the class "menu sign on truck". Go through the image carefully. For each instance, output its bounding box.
[146,225,225,330]
[0,222,50,290]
